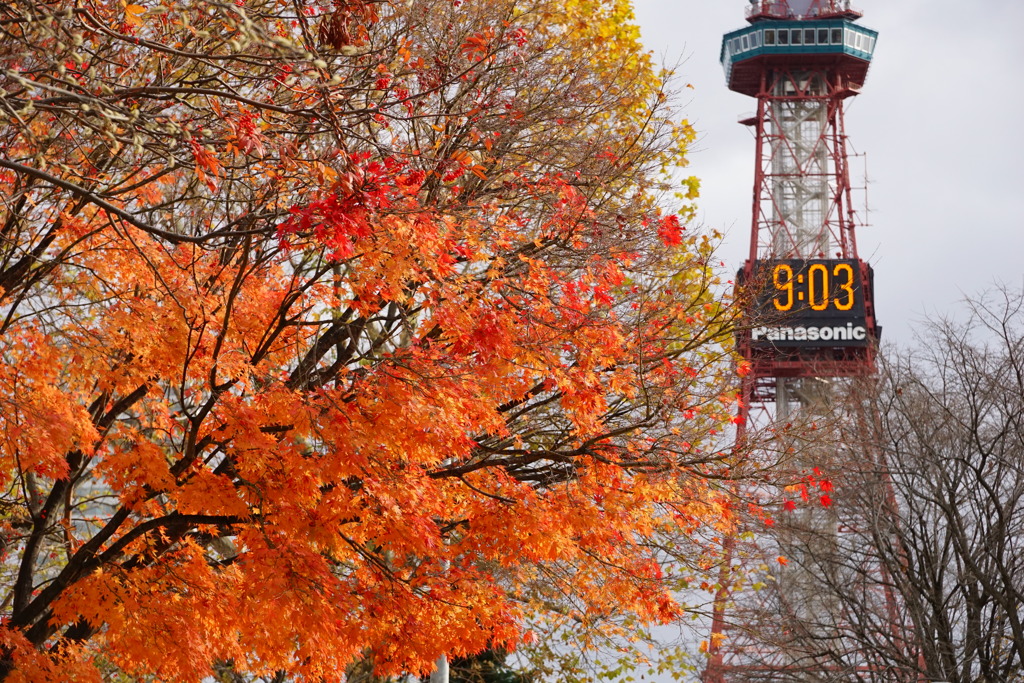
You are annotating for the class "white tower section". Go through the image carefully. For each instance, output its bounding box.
[770,74,830,259]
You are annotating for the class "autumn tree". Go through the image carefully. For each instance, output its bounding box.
[0,0,740,681]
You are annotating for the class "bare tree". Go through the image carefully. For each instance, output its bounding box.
[867,288,1024,681]
[716,288,1024,682]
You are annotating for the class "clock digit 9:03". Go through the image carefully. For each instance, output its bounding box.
[771,262,856,313]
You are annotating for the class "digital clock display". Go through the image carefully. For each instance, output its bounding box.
[769,261,860,314]
[745,259,874,348]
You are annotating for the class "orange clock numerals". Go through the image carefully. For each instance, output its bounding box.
[833,262,856,311]
[772,264,794,311]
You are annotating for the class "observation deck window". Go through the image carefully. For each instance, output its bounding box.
[818,28,829,44]
[804,29,816,44]
[831,28,843,44]
[765,29,776,45]
[791,29,802,45]
[742,35,749,50]
[778,30,789,45]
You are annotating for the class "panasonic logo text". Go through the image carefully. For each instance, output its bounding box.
[751,323,868,343]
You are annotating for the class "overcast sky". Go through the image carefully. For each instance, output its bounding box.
[632,0,1024,345]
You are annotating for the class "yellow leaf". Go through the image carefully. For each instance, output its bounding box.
[124,4,145,27]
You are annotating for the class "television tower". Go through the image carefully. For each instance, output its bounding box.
[704,1,881,680]
[729,0,879,387]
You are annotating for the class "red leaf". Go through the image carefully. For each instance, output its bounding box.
[657,215,684,247]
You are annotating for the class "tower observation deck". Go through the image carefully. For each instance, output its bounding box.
[722,15,877,98]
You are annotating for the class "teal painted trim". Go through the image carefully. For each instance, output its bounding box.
[729,44,876,61]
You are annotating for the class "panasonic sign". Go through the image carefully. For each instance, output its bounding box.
[751,323,868,345]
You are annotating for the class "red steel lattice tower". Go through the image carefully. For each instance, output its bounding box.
[704,1,886,681]
[730,0,880,395]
